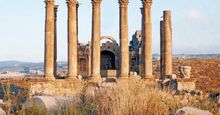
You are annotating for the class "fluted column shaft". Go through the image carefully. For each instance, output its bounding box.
[119,0,129,78]
[142,0,153,78]
[91,0,101,80]
[67,0,78,79]
[163,11,172,76]
[44,0,55,79]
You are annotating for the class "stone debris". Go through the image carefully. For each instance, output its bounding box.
[57,71,67,79]
[176,106,213,115]
[77,75,82,80]
[179,66,191,79]
[177,81,195,91]
[0,99,3,105]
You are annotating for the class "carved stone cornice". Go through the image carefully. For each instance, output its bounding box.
[118,0,129,6]
[54,5,59,10]
[76,1,80,8]
[141,0,152,7]
[67,0,77,7]
[54,5,58,20]
[45,0,54,6]
[91,0,102,5]
[140,7,144,14]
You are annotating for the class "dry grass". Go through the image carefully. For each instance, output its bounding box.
[92,81,181,115]
[2,80,219,115]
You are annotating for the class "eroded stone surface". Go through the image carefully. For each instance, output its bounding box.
[29,80,83,97]
[179,66,192,79]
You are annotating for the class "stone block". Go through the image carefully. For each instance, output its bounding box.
[0,107,6,115]
[101,70,118,77]
[23,96,79,114]
[29,80,83,97]
[179,66,191,79]
[176,106,213,115]
[177,81,195,91]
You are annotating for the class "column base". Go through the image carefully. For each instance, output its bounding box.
[117,74,130,84]
[89,75,102,83]
[45,74,55,80]
[142,75,154,79]
[67,74,78,80]
[141,75,156,85]
[118,74,129,79]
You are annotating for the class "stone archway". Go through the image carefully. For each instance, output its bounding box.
[101,50,115,70]
[100,36,119,70]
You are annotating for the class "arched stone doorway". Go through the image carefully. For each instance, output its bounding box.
[101,50,115,70]
[100,36,119,70]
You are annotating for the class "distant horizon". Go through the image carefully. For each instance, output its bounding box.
[0,0,220,62]
[0,53,219,63]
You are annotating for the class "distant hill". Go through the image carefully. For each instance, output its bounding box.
[0,61,44,72]
[0,54,219,72]
[0,61,27,67]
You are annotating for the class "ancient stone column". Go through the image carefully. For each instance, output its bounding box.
[67,0,78,79]
[160,20,165,79]
[140,7,144,66]
[141,0,153,78]
[76,2,79,40]
[76,1,79,77]
[163,11,173,77]
[87,48,91,77]
[44,0,55,79]
[54,5,58,77]
[119,0,129,79]
[90,0,102,81]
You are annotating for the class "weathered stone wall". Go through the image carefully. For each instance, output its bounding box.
[29,80,84,97]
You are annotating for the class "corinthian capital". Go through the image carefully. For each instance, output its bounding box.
[67,0,77,7]
[141,0,152,6]
[119,0,129,5]
[91,0,102,4]
[45,0,54,5]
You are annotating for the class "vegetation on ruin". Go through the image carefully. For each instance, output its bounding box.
[1,80,219,115]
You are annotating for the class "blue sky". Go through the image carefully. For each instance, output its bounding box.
[0,0,220,62]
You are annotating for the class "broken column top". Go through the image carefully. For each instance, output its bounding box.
[163,10,171,18]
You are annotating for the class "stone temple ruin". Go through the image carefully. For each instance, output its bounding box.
[31,0,195,96]
[45,0,155,81]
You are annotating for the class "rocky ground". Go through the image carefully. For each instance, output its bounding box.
[154,58,220,92]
